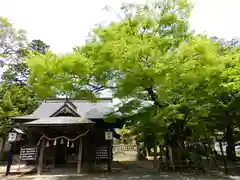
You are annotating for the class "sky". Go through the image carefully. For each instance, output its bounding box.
[1,0,239,54]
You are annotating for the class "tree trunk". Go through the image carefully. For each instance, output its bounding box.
[158,145,163,171]
[171,146,182,170]
[212,149,219,169]
[153,144,157,169]
[204,143,209,164]
[0,138,6,152]
[168,146,175,170]
[219,140,228,174]
[177,146,182,169]
[165,146,169,170]
[226,126,236,161]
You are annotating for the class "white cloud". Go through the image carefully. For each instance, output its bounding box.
[0,0,239,53]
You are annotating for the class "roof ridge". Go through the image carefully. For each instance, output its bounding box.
[66,101,77,109]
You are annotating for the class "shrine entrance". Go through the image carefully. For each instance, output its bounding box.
[55,141,67,165]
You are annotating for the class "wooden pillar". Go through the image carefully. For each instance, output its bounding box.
[153,144,157,169]
[37,138,46,175]
[158,145,163,171]
[5,142,15,176]
[108,140,113,172]
[77,137,83,174]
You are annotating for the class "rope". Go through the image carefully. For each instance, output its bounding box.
[37,129,89,146]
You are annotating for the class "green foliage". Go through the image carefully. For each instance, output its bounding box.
[0,17,50,137]
[28,39,50,54]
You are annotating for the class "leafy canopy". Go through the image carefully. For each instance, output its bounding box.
[0,17,50,136]
[26,1,240,143]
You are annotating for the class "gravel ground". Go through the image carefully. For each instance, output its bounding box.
[3,171,239,180]
[1,161,240,180]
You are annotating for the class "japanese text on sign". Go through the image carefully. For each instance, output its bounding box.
[20,147,38,161]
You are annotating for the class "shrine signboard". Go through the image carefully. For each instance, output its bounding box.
[20,147,38,161]
[95,146,110,160]
[105,131,113,140]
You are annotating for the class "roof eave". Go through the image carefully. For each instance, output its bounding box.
[23,124,86,127]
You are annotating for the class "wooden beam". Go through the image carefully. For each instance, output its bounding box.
[108,140,113,172]
[37,138,46,175]
[77,137,83,174]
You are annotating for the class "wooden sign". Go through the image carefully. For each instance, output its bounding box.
[20,147,38,161]
[105,131,113,140]
[95,146,110,160]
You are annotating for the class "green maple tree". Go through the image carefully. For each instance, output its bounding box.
[0,17,50,138]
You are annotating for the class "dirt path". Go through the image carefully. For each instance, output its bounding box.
[6,171,239,180]
[1,161,240,180]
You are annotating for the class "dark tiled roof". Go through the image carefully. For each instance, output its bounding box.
[13,98,115,120]
[24,116,95,126]
[33,101,64,117]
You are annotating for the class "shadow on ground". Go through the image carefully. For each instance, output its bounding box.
[19,171,239,180]
[2,161,240,180]
[18,167,239,180]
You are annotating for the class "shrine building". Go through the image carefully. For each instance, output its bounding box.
[11,98,123,174]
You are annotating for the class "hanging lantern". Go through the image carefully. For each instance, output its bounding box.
[60,139,64,144]
[71,142,74,148]
[53,139,57,146]
[46,140,50,147]
[67,140,70,147]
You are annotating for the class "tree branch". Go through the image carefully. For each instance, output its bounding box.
[86,83,117,92]
[145,86,162,108]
